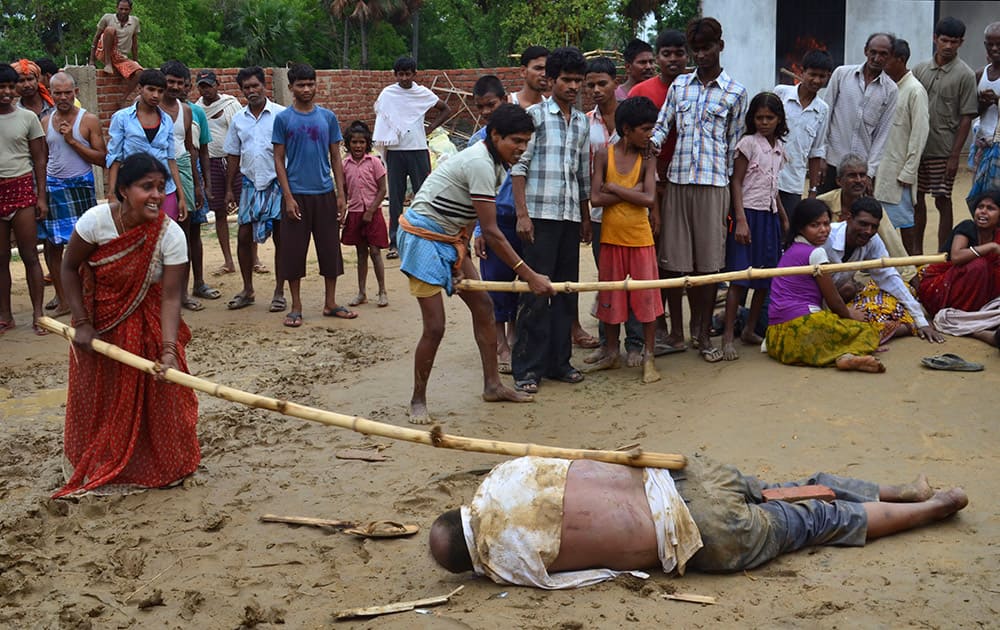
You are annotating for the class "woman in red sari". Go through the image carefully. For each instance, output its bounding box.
[918,191,1000,317]
[56,152,199,498]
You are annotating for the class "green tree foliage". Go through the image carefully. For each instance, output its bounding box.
[502,0,613,50]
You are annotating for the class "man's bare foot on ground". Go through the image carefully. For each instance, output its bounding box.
[625,348,643,367]
[930,487,969,517]
[641,358,661,384]
[882,473,934,502]
[584,347,607,364]
[584,351,621,372]
[835,353,885,373]
[721,339,739,361]
[741,330,763,345]
[409,401,434,425]
[482,384,534,403]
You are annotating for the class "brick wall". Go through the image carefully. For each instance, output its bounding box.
[95,66,527,139]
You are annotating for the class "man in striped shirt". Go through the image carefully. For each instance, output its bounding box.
[819,33,898,194]
[649,17,747,362]
[397,104,554,425]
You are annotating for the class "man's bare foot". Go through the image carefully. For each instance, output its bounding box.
[641,358,661,384]
[409,401,434,425]
[583,351,621,372]
[721,340,739,361]
[930,487,969,517]
[583,346,606,364]
[740,330,763,345]
[835,353,885,373]
[625,348,643,367]
[881,473,934,502]
[482,384,534,403]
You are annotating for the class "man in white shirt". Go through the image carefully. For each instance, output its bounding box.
[372,56,452,258]
[873,38,929,255]
[222,66,286,313]
[819,33,898,193]
[822,197,943,343]
[774,49,833,211]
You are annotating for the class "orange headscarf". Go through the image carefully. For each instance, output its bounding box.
[15,59,54,107]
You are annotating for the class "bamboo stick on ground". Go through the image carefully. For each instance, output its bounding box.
[335,585,464,619]
[456,254,945,293]
[37,317,686,470]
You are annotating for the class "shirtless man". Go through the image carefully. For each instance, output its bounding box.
[430,455,968,587]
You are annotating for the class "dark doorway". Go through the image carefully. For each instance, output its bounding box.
[775,0,846,85]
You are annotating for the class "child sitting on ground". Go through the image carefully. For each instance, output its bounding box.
[721,92,789,361]
[342,120,389,307]
[766,199,884,373]
[586,97,663,384]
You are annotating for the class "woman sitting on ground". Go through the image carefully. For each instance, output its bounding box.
[765,199,884,373]
[55,152,200,498]
[917,190,1000,348]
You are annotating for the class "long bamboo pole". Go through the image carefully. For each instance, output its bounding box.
[456,254,945,293]
[37,317,685,469]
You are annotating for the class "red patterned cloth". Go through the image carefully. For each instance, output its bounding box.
[95,30,143,78]
[918,231,1000,317]
[54,213,199,498]
[0,173,38,218]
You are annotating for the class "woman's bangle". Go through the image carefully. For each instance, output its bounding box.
[71,315,91,327]
[970,246,981,258]
[162,340,178,355]
[512,259,525,271]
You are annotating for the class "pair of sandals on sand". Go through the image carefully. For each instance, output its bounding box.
[183,284,222,311]
[1,319,49,336]
[283,306,359,328]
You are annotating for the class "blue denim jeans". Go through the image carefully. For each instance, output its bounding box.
[673,454,876,572]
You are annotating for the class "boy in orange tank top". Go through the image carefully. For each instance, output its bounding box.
[586,97,663,384]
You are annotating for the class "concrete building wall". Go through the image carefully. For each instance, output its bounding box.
[702,0,778,96]
[843,0,935,66]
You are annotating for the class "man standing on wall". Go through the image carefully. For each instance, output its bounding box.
[912,17,979,254]
[373,56,453,259]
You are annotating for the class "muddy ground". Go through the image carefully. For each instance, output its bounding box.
[1,178,997,628]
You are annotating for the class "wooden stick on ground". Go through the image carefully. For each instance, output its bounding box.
[37,317,686,470]
[335,585,464,619]
[456,254,945,293]
[663,592,717,605]
[259,514,357,529]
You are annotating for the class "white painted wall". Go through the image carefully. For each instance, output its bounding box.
[702,0,778,96]
[843,0,935,67]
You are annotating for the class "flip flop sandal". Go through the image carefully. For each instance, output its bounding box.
[45,296,60,311]
[269,296,287,312]
[193,284,222,300]
[32,322,49,336]
[283,311,303,328]
[700,346,724,363]
[227,294,255,310]
[514,378,539,394]
[920,353,984,372]
[348,293,367,307]
[253,263,270,274]
[551,369,585,384]
[0,320,14,334]
[385,247,399,260]
[498,360,512,374]
[323,306,358,319]
[376,292,389,308]
[654,341,687,356]
[182,298,205,312]
[211,266,236,277]
[343,520,419,539]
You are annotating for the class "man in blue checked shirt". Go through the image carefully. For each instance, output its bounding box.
[649,17,747,363]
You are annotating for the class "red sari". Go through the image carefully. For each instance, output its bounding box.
[918,229,1000,317]
[54,213,200,498]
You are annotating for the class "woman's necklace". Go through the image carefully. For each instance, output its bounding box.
[113,202,132,234]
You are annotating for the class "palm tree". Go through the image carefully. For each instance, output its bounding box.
[328,0,423,68]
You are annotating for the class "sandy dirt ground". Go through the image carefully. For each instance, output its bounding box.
[1,175,998,628]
